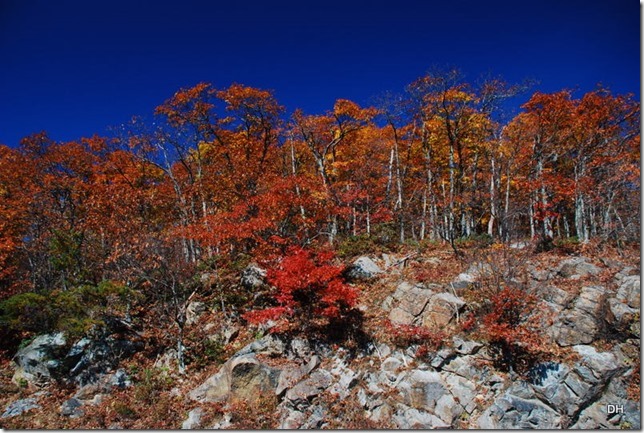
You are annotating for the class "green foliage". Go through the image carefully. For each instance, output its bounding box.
[0,280,134,340]
[337,225,398,259]
[553,236,581,254]
[455,233,493,248]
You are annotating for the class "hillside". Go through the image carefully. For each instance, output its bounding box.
[0,241,639,429]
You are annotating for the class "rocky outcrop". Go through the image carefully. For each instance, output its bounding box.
[240,264,267,289]
[2,398,41,419]
[556,257,601,279]
[345,256,383,281]
[476,345,630,428]
[12,333,67,387]
[384,282,465,328]
[552,285,608,346]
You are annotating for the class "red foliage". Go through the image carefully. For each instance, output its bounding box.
[243,247,359,328]
[476,286,545,372]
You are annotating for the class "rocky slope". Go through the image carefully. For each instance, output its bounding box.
[1,247,640,429]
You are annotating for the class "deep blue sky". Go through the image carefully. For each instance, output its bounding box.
[0,0,639,147]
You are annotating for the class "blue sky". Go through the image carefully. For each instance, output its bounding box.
[0,0,639,147]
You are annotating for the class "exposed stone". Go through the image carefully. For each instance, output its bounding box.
[60,398,84,418]
[185,301,206,326]
[389,307,416,326]
[607,298,638,326]
[393,404,451,429]
[189,354,280,403]
[12,333,67,387]
[552,286,608,347]
[422,292,466,328]
[476,393,562,429]
[452,337,483,355]
[240,264,267,289]
[2,398,41,418]
[616,275,640,309]
[557,257,601,278]
[345,256,382,281]
[285,369,333,407]
[182,407,203,429]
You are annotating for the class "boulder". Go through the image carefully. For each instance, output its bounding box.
[476,393,562,429]
[285,369,333,407]
[189,354,280,403]
[185,301,207,326]
[392,404,451,429]
[387,282,465,328]
[12,333,67,387]
[240,264,267,289]
[421,293,466,328]
[552,286,607,346]
[557,257,601,278]
[345,257,382,281]
[182,407,203,429]
[2,398,41,419]
[616,275,640,309]
[60,397,84,418]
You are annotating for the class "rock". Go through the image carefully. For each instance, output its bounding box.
[389,307,416,326]
[65,331,142,386]
[182,407,203,429]
[540,285,574,307]
[616,275,640,309]
[2,398,41,418]
[285,369,333,407]
[572,344,625,378]
[452,337,483,355]
[346,256,382,281]
[553,313,597,346]
[608,298,638,326]
[421,292,466,328]
[12,332,67,387]
[185,301,206,326]
[189,354,280,403]
[233,334,285,358]
[476,393,562,429]
[430,348,455,369]
[552,286,607,346]
[108,369,131,388]
[393,404,451,429]
[240,264,267,289]
[557,257,600,278]
[60,398,84,418]
[381,357,403,381]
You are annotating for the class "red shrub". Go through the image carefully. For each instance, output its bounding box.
[243,247,359,329]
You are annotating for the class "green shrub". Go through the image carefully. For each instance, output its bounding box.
[0,280,134,340]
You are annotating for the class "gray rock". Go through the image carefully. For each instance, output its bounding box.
[285,369,333,407]
[12,332,67,387]
[189,354,279,403]
[60,398,84,418]
[422,292,466,328]
[185,301,206,326]
[557,257,601,278]
[616,275,640,309]
[389,307,416,326]
[553,286,607,347]
[182,407,203,429]
[109,369,131,388]
[240,264,267,289]
[2,398,41,418]
[476,393,562,429]
[452,337,483,355]
[608,298,639,326]
[346,256,382,281]
[393,404,451,429]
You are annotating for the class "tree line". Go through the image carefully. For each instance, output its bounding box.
[0,70,640,299]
